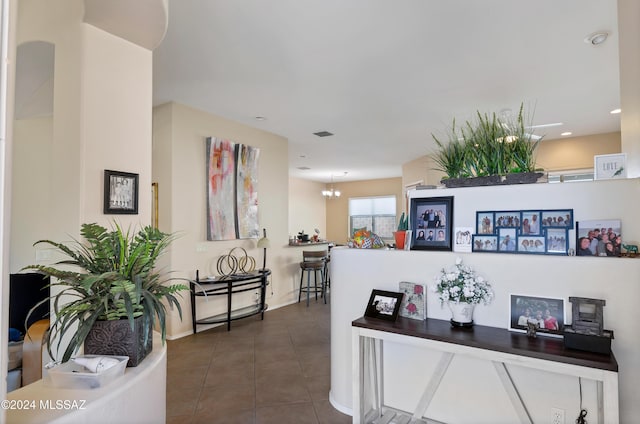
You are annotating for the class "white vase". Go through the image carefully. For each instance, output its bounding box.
[448,302,475,325]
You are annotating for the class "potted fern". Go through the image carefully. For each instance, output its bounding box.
[23,222,187,367]
[394,212,409,250]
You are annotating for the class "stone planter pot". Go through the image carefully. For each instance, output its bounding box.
[504,171,544,185]
[84,316,153,367]
[441,175,503,188]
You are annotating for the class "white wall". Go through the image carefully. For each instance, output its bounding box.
[331,178,640,423]
[10,117,52,272]
[288,177,326,240]
[153,102,328,339]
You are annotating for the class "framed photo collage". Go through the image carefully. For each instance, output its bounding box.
[473,209,573,255]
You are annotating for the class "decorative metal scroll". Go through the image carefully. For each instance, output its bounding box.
[216,247,256,276]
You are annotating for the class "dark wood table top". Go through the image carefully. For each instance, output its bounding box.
[352,316,618,372]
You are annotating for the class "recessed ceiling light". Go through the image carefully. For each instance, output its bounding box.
[313,131,334,137]
[584,31,609,45]
[255,116,266,121]
[610,108,621,114]
[297,166,311,171]
[561,132,572,136]
[528,122,563,129]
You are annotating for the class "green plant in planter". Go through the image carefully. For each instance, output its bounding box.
[501,103,543,173]
[431,119,469,179]
[22,222,187,363]
[431,103,543,182]
[397,212,409,231]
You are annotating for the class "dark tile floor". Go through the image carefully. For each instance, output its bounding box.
[166,296,351,424]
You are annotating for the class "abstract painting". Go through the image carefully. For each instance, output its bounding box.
[206,137,260,240]
[236,144,260,239]
[206,137,237,240]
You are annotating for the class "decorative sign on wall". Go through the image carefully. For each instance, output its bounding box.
[206,137,260,241]
[594,153,627,180]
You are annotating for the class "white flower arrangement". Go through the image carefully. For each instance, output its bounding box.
[432,257,493,305]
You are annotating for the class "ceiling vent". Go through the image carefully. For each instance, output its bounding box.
[313,131,334,137]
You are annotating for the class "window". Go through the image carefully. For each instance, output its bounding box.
[349,196,396,239]
[547,169,594,183]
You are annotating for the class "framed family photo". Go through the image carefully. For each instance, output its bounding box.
[410,196,453,251]
[545,228,569,254]
[541,209,574,229]
[520,210,542,236]
[509,294,564,337]
[104,169,139,214]
[476,211,495,235]
[576,219,622,257]
[495,211,521,228]
[364,289,403,321]
[472,235,498,252]
[498,228,517,252]
[516,235,546,254]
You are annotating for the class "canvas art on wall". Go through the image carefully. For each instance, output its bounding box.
[236,144,260,239]
[206,137,260,241]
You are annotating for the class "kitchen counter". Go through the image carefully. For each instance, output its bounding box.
[287,241,331,247]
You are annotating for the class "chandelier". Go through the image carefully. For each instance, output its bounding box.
[322,175,341,198]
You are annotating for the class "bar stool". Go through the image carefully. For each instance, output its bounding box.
[298,250,328,306]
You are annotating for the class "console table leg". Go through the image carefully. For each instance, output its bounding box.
[492,362,533,424]
[411,352,453,421]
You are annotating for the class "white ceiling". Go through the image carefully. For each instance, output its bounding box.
[152,0,621,183]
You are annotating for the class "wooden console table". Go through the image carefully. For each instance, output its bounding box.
[190,269,270,332]
[352,316,619,424]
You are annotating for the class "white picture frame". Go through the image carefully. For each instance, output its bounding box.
[453,226,473,253]
[594,153,627,180]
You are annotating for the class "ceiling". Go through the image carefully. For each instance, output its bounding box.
[152,0,621,183]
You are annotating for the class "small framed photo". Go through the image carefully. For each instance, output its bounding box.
[594,153,627,180]
[364,289,403,321]
[576,219,622,257]
[520,210,542,236]
[472,235,498,252]
[410,196,453,251]
[398,282,426,321]
[541,209,574,229]
[104,170,139,214]
[495,211,521,229]
[498,228,517,252]
[509,294,564,337]
[476,211,495,235]
[517,235,546,253]
[545,228,569,254]
[454,227,474,253]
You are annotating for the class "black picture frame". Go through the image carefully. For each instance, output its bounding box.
[364,289,403,321]
[476,211,495,235]
[104,169,139,214]
[472,235,498,252]
[509,294,565,337]
[410,196,453,251]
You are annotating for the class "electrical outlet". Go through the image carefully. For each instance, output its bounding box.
[551,407,565,424]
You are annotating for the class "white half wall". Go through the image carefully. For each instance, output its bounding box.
[331,178,640,423]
